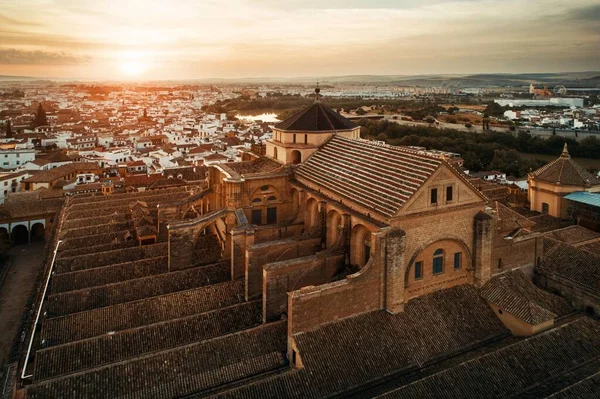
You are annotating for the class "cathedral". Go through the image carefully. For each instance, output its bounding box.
[15,91,600,398]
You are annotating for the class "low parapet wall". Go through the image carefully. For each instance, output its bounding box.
[263,252,345,322]
[286,230,393,335]
[246,237,321,299]
[254,223,305,244]
[287,255,381,335]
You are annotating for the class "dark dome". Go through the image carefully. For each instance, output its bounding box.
[274,102,356,132]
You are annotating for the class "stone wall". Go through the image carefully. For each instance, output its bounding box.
[253,223,304,244]
[287,233,385,335]
[246,237,321,300]
[168,210,227,271]
[536,273,600,317]
[263,253,345,322]
[491,235,542,275]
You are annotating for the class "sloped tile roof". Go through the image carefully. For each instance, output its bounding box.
[295,136,443,217]
[531,146,600,187]
[538,243,600,294]
[380,318,600,398]
[493,201,536,233]
[481,269,572,324]
[275,102,356,132]
[543,225,600,245]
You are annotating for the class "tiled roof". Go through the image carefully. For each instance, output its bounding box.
[531,145,600,187]
[275,102,356,132]
[543,225,600,245]
[147,177,188,189]
[23,162,99,183]
[54,243,168,274]
[50,256,168,295]
[0,196,63,219]
[480,269,572,324]
[579,241,600,255]
[204,152,229,161]
[295,136,443,217]
[41,279,246,347]
[528,214,572,233]
[493,201,536,233]
[538,243,600,294]
[220,157,283,178]
[379,318,600,398]
[34,300,263,381]
[214,285,509,398]
[45,261,230,317]
[29,321,286,398]
[44,151,73,163]
[546,372,600,398]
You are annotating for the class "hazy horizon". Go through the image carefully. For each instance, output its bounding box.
[1,0,599,80]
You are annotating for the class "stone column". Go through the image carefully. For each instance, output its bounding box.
[318,201,327,248]
[384,228,406,314]
[231,226,253,280]
[473,211,493,287]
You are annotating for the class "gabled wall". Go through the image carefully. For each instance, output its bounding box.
[400,164,484,217]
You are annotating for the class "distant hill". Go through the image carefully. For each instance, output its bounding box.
[0,75,50,82]
[1,72,599,88]
[194,72,600,88]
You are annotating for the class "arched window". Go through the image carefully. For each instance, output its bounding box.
[273,147,278,160]
[267,195,276,202]
[541,203,549,214]
[433,249,444,274]
[291,150,301,164]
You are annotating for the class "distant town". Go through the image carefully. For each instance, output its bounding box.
[0,79,597,210]
[1,76,600,398]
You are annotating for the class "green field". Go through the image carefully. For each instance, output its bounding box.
[519,153,600,169]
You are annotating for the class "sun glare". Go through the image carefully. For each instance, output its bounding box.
[116,51,149,78]
[119,60,146,77]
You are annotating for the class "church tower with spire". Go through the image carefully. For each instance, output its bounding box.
[266,85,360,165]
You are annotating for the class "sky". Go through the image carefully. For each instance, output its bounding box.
[0,0,599,80]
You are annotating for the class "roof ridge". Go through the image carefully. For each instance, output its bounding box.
[557,158,566,183]
[319,103,337,132]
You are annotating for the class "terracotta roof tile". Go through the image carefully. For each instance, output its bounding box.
[275,102,356,132]
[296,136,443,217]
[481,269,572,324]
[538,243,600,294]
[531,147,600,187]
[380,318,600,398]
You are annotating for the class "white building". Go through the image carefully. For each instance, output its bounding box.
[0,149,36,169]
[0,171,31,204]
[494,98,584,107]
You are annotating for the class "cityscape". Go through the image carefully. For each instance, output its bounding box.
[0,1,599,398]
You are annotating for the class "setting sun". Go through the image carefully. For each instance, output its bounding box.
[116,51,150,77]
[119,59,146,77]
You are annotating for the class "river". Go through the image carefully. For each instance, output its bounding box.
[235,113,280,123]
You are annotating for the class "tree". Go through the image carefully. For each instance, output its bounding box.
[143,108,148,119]
[5,119,12,138]
[34,103,48,127]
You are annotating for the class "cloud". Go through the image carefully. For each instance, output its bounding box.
[0,48,92,65]
[567,3,600,20]
[0,13,42,27]
[0,0,599,78]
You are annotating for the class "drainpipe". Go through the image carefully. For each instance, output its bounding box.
[21,239,63,380]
